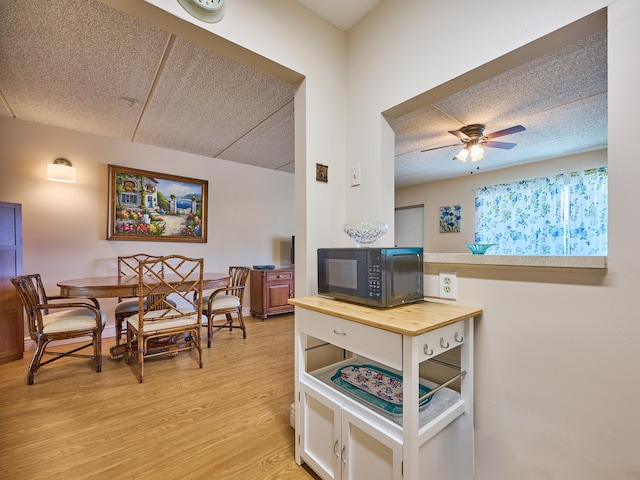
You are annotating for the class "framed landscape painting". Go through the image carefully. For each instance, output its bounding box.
[107,165,208,242]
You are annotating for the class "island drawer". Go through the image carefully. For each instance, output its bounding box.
[297,309,403,370]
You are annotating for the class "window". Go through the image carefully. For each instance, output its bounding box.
[121,193,138,205]
[475,167,607,255]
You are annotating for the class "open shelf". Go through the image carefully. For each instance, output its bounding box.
[308,355,464,431]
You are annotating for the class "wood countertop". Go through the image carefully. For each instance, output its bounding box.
[288,296,482,336]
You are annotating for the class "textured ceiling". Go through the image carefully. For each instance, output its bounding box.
[0,0,607,188]
[390,28,607,188]
[0,0,295,173]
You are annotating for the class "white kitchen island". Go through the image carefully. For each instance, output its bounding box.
[289,296,482,480]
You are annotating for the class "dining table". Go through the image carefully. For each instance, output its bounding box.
[57,272,230,359]
[57,272,230,299]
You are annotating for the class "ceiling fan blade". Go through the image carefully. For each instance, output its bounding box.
[448,129,470,141]
[484,140,517,149]
[484,125,525,139]
[421,143,462,153]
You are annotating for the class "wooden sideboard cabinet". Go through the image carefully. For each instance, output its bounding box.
[250,268,294,319]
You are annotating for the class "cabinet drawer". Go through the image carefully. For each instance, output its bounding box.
[266,271,293,282]
[417,320,465,362]
[298,309,402,370]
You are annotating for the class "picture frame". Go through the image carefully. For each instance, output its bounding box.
[316,163,328,182]
[439,204,461,233]
[107,164,208,242]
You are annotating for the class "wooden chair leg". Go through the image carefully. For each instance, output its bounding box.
[125,328,132,364]
[94,331,102,373]
[195,333,204,368]
[137,338,145,383]
[27,338,48,385]
[237,310,247,339]
[207,315,213,349]
[115,314,123,346]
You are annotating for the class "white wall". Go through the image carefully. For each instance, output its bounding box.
[396,149,607,253]
[112,0,349,297]
[0,116,294,333]
[347,0,640,478]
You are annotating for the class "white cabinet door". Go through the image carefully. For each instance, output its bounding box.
[341,409,403,480]
[300,382,402,480]
[300,382,341,480]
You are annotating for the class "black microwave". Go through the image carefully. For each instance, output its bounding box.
[317,247,424,308]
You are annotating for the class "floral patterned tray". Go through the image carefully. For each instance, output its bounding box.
[331,364,432,415]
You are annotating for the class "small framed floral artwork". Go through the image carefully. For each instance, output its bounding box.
[107,164,208,242]
[440,205,461,233]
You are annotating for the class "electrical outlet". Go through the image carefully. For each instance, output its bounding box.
[439,272,457,300]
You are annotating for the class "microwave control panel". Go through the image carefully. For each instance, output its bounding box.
[367,251,382,299]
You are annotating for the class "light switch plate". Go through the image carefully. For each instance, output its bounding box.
[350,165,361,186]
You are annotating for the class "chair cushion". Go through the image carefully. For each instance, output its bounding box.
[115,298,177,314]
[208,295,241,310]
[126,309,206,332]
[42,308,107,334]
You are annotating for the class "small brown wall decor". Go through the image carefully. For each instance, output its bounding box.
[107,164,208,242]
[316,163,328,182]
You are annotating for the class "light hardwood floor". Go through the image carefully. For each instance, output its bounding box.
[0,314,320,480]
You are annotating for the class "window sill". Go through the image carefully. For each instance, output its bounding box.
[423,253,607,272]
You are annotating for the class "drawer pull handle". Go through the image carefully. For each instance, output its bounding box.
[341,445,347,464]
[423,344,433,356]
[440,337,449,348]
[333,329,346,336]
[454,332,464,343]
[334,440,339,457]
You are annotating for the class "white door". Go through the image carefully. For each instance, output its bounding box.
[395,205,424,248]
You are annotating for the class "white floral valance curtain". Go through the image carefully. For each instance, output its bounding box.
[475,167,607,255]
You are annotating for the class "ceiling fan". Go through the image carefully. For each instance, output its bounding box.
[421,124,526,162]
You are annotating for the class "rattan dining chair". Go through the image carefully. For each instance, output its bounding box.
[11,274,105,385]
[125,255,205,383]
[201,266,250,347]
[114,254,177,351]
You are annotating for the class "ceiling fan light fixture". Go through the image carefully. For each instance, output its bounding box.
[470,144,485,162]
[424,123,524,165]
[454,147,469,162]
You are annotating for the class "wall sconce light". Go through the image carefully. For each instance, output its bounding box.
[47,158,76,183]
